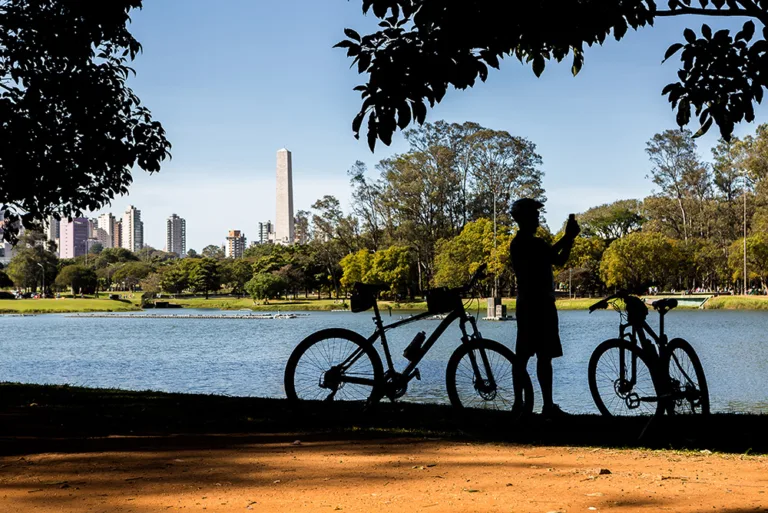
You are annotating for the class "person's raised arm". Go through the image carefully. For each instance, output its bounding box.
[551,215,580,266]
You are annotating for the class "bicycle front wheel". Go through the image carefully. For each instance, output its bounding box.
[588,339,662,417]
[664,338,710,415]
[284,328,383,403]
[446,339,530,411]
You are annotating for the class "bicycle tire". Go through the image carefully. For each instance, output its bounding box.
[663,338,710,415]
[284,328,383,403]
[588,338,663,417]
[445,339,532,412]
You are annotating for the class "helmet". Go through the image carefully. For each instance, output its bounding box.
[511,198,544,218]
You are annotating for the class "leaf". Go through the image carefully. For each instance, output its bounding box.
[693,116,713,137]
[412,100,427,124]
[344,28,361,42]
[663,43,684,62]
[683,28,696,44]
[532,55,545,77]
[701,24,712,40]
[735,21,755,42]
[396,101,411,130]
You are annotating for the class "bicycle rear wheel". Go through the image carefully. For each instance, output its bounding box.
[588,339,662,417]
[663,338,710,415]
[446,339,532,412]
[284,328,383,403]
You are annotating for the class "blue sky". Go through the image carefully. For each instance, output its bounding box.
[93,1,768,251]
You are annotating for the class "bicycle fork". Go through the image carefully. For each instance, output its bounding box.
[461,316,499,396]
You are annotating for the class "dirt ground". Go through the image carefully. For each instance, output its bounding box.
[0,435,766,513]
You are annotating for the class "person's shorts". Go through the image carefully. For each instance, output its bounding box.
[515,299,563,359]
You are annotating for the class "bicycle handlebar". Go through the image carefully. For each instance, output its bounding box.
[588,290,630,313]
[462,263,487,293]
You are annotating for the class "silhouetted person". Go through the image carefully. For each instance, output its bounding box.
[510,198,579,419]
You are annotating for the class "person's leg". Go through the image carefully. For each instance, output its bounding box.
[537,356,553,409]
[513,354,532,410]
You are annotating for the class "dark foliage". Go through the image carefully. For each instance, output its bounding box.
[0,0,170,242]
[339,0,768,149]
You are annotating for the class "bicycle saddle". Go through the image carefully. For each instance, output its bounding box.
[651,298,678,311]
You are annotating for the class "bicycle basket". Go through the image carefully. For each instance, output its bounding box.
[426,287,462,314]
[350,283,376,313]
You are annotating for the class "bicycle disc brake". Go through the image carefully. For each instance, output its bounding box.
[475,378,497,401]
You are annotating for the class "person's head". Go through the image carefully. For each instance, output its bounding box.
[511,198,544,233]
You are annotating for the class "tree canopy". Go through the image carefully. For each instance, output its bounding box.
[338,0,768,149]
[0,0,170,242]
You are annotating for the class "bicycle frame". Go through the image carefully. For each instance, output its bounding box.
[333,300,491,391]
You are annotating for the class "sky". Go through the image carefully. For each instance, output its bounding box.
[91,1,768,251]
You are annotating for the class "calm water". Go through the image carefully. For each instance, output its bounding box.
[1,309,767,414]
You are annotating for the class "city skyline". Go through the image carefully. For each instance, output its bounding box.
[74,2,768,252]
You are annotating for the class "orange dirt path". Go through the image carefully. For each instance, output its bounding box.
[0,436,766,512]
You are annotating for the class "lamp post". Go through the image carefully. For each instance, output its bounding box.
[36,262,45,298]
[743,168,749,296]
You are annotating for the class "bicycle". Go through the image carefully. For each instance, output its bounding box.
[588,291,710,417]
[284,264,533,411]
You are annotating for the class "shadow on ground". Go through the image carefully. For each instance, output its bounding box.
[0,383,765,456]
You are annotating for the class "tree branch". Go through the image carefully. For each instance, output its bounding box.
[655,8,756,18]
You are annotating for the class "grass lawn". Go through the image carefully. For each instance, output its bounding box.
[703,295,768,310]
[0,297,141,314]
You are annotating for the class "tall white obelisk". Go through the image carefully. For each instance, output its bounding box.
[275,148,295,245]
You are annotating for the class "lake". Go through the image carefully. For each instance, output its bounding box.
[1,309,767,414]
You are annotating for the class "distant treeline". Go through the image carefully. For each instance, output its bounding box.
[2,121,768,299]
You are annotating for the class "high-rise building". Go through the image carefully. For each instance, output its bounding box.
[45,215,60,243]
[166,214,186,257]
[225,230,247,258]
[96,213,116,249]
[121,206,143,253]
[114,219,122,248]
[275,148,295,245]
[258,220,274,244]
[59,218,90,259]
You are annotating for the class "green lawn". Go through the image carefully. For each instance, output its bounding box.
[0,297,141,314]
[3,293,767,314]
[703,295,768,310]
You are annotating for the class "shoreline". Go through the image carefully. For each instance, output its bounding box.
[2,294,768,314]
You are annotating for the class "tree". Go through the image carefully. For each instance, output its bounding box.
[600,231,681,293]
[186,249,199,258]
[579,200,645,242]
[0,0,170,242]
[139,272,162,294]
[111,262,152,291]
[55,264,98,295]
[159,263,190,295]
[728,233,768,292]
[555,236,606,296]
[432,218,511,292]
[201,245,225,259]
[223,259,254,296]
[189,258,221,299]
[646,129,711,241]
[5,230,58,291]
[88,242,104,255]
[245,273,288,301]
[338,1,768,149]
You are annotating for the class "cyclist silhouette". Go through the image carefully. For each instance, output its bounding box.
[509,198,579,419]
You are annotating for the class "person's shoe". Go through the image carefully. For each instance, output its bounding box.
[541,404,570,420]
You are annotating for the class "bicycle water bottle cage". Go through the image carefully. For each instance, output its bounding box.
[350,282,378,313]
[426,287,462,314]
[625,295,648,325]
